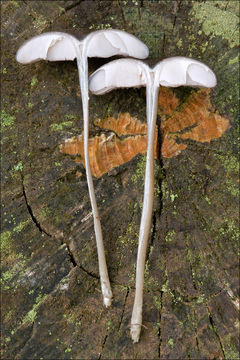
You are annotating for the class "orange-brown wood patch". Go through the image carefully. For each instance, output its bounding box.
[94,112,147,135]
[59,128,158,178]
[59,89,230,177]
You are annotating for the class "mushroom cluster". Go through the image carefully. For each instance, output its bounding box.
[16,29,217,343]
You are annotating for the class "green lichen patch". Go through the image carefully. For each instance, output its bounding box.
[214,153,239,198]
[89,23,112,30]
[218,218,239,246]
[50,121,74,132]
[1,231,12,254]
[229,56,239,65]
[224,342,239,360]
[168,337,175,348]
[191,2,239,48]
[1,110,15,130]
[131,155,146,185]
[165,230,176,243]
[30,77,38,87]
[144,259,159,291]
[23,293,47,324]
[214,153,239,175]
[1,252,27,290]
[1,219,30,259]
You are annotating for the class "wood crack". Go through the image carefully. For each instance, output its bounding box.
[193,309,200,353]
[65,244,77,267]
[98,330,108,360]
[162,32,166,56]
[79,264,100,280]
[118,287,130,331]
[206,306,226,359]
[64,0,83,12]
[158,289,164,359]
[21,174,51,237]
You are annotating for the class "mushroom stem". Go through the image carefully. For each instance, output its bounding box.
[77,54,112,307]
[130,76,159,343]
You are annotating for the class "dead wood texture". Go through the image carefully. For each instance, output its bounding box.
[1,1,239,359]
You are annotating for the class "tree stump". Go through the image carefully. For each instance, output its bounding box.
[1,1,239,359]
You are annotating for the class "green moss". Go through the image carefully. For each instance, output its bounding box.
[5,310,13,321]
[1,220,29,258]
[13,161,23,173]
[1,231,12,253]
[214,153,239,174]
[89,23,112,30]
[229,56,239,65]
[153,295,161,310]
[118,213,139,269]
[191,2,239,48]
[64,346,72,353]
[23,294,47,324]
[225,178,239,197]
[33,15,47,30]
[24,309,37,323]
[144,260,159,291]
[39,206,51,221]
[165,230,176,243]
[225,343,239,360]
[119,222,138,247]
[168,337,174,348]
[214,153,239,197]
[0,110,15,130]
[11,0,19,7]
[1,252,27,289]
[106,319,114,331]
[219,219,239,243]
[27,102,34,109]
[170,193,178,202]
[30,77,38,87]
[176,39,182,49]
[13,219,30,233]
[50,121,73,131]
[131,155,146,185]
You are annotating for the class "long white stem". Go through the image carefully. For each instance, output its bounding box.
[130,74,159,343]
[77,54,112,307]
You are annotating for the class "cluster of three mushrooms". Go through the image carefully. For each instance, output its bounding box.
[16,30,216,343]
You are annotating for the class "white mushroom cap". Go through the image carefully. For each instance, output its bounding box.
[89,56,217,95]
[86,30,149,59]
[16,32,78,64]
[156,56,217,88]
[16,30,149,64]
[89,58,147,95]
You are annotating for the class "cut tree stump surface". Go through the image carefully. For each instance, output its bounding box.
[1,1,239,359]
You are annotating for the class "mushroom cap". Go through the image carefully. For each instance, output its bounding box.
[156,56,217,88]
[16,30,149,64]
[89,56,217,95]
[86,30,149,59]
[16,32,78,64]
[89,58,146,95]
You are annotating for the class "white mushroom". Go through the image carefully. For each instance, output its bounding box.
[16,30,149,308]
[89,56,216,342]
